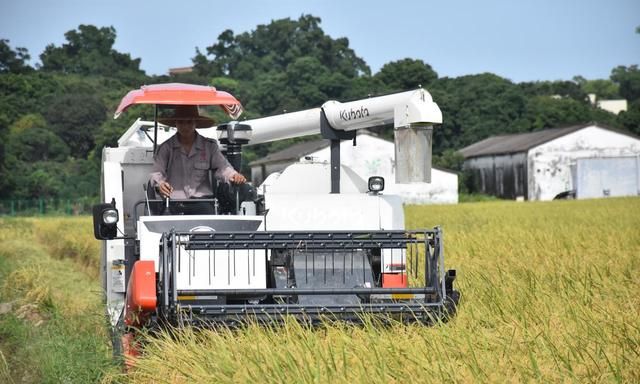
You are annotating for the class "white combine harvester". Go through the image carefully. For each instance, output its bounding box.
[92,83,459,357]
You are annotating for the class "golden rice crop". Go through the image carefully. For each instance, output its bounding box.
[33,217,101,276]
[120,197,640,383]
[0,216,104,317]
[0,216,113,382]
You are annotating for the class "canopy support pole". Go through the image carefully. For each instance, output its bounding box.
[153,105,159,155]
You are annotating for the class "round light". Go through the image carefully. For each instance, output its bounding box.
[368,176,385,193]
[102,209,118,225]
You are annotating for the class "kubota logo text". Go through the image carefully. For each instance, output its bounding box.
[339,106,370,121]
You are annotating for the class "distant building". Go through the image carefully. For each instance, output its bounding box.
[168,66,194,76]
[588,93,628,115]
[459,123,640,201]
[250,131,459,204]
[597,99,628,115]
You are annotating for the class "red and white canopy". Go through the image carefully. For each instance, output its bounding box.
[114,83,243,119]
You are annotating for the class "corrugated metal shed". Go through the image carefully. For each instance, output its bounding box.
[459,123,640,201]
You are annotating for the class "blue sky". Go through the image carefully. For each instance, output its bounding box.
[1,0,638,82]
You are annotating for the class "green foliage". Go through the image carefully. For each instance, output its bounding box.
[2,114,62,193]
[524,96,591,130]
[617,100,640,135]
[8,113,46,135]
[433,149,465,171]
[573,76,620,99]
[0,39,33,74]
[10,160,98,199]
[193,15,370,117]
[7,127,69,162]
[430,73,529,151]
[39,25,145,84]
[43,91,107,158]
[374,58,438,92]
[196,15,369,81]
[91,116,130,160]
[0,73,66,126]
[610,65,640,102]
[433,149,471,193]
[458,192,501,203]
[518,79,587,101]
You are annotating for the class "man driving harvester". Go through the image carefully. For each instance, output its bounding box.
[150,105,246,214]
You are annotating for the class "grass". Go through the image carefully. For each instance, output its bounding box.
[0,217,115,383]
[457,192,501,203]
[1,198,639,383]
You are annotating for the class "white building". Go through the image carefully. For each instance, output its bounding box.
[460,123,640,201]
[250,131,458,204]
[588,93,628,115]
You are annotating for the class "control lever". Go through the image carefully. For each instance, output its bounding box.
[142,184,152,215]
[163,196,171,215]
[235,186,240,215]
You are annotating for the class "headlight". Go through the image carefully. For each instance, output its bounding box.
[102,209,119,225]
[93,200,119,240]
[368,176,385,193]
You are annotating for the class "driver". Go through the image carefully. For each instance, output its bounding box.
[150,105,246,212]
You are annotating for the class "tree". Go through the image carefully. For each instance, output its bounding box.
[374,59,438,92]
[193,15,370,116]
[91,115,130,160]
[518,80,587,102]
[433,149,471,193]
[43,91,107,158]
[0,39,33,73]
[39,25,145,83]
[430,73,528,152]
[4,113,69,162]
[524,96,591,131]
[616,100,640,135]
[7,127,70,162]
[610,65,640,102]
[12,162,65,199]
[196,15,370,80]
[573,76,620,100]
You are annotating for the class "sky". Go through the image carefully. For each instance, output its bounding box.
[1,0,639,83]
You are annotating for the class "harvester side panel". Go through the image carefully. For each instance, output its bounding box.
[102,158,126,326]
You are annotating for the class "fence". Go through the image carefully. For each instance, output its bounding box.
[0,197,99,216]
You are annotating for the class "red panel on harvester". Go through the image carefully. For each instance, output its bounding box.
[382,273,408,288]
[125,260,156,326]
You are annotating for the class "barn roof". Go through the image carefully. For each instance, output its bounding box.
[458,123,637,158]
[249,139,328,166]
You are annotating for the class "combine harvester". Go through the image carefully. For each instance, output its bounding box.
[92,83,459,356]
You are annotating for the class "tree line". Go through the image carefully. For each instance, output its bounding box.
[1,15,639,200]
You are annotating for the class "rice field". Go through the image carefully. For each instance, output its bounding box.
[0,217,113,383]
[0,197,639,383]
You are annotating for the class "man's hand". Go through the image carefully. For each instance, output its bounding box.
[158,181,173,198]
[230,172,246,185]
